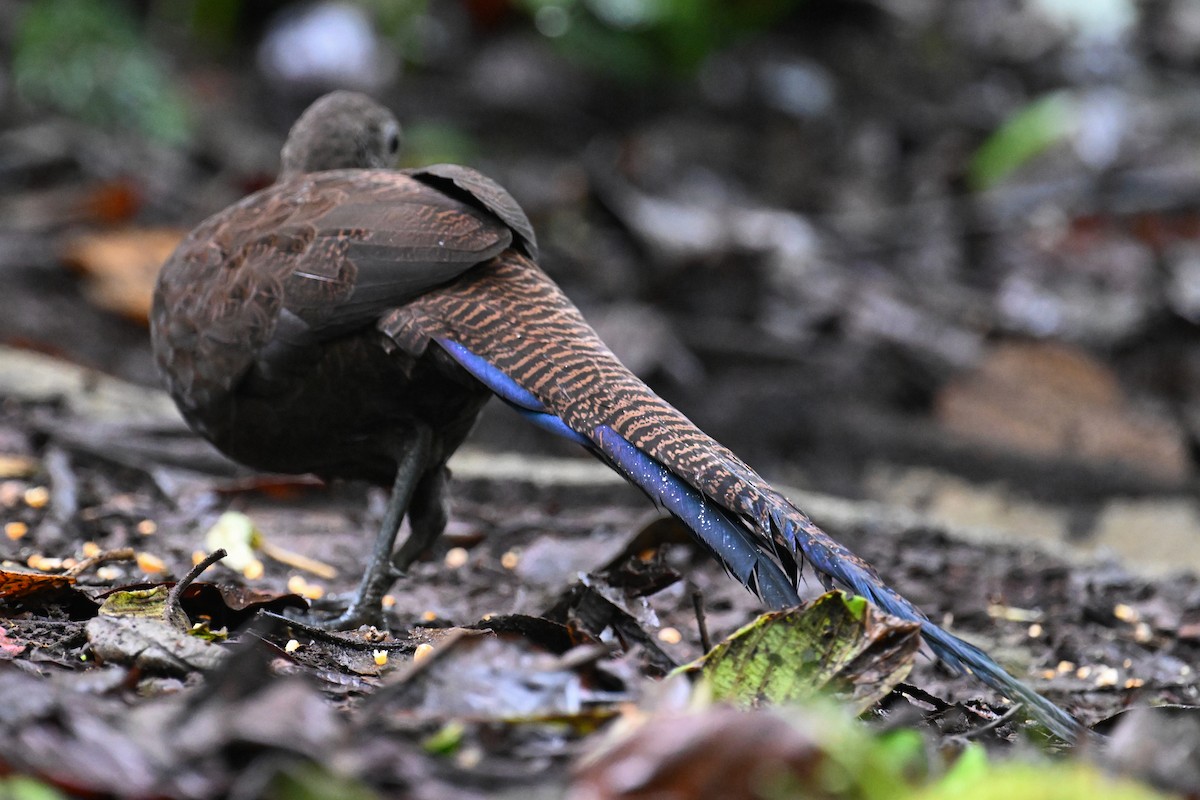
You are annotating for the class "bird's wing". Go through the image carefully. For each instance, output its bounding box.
[153,169,517,401]
[276,169,516,334]
[406,163,538,258]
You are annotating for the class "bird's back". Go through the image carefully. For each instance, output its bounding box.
[150,169,514,480]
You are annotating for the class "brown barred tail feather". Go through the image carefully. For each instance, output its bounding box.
[392,251,1083,741]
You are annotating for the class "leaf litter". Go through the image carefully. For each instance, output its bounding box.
[1,360,1199,797]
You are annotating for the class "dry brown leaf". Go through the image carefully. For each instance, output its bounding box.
[936,342,1190,483]
[62,228,184,322]
[0,565,75,599]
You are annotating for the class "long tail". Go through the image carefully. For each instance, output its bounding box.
[385,252,1083,741]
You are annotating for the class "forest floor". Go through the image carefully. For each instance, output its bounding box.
[3,0,1200,796]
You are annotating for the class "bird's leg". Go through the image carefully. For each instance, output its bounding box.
[392,465,449,572]
[321,424,432,630]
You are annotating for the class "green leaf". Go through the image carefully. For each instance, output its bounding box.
[518,0,804,79]
[934,743,990,794]
[969,91,1078,190]
[14,0,191,144]
[265,762,380,800]
[204,511,262,574]
[98,585,170,617]
[918,760,1171,800]
[0,776,68,800]
[678,590,921,713]
[400,123,479,170]
[422,721,466,755]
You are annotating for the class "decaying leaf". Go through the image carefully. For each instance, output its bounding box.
[571,697,934,800]
[679,591,921,714]
[570,705,826,800]
[368,623,623,727]
[86,584,226,674]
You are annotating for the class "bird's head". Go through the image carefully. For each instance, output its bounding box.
[279,90,401,177]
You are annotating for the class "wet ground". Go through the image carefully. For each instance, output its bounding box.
[2,0,1200,795]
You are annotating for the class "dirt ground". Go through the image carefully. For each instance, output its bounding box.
[3,0,1200,796]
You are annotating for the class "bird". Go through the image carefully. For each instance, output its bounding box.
[151,91,1083,741]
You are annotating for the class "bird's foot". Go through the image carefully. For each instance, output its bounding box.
[310,564,405,631]
[313,601,387,632]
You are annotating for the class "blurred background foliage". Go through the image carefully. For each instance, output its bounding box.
[515,0,801,79]
[13,0,193,144]
[10,0,806,142]
[5,0,1195,505]
[7,0,1142,187]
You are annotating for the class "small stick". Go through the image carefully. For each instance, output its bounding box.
[962,702,1025,740]
[257,538,337,579]
[166,548,227,618]
[64,547,136,578]
[692,589,712,653]
[257,610,414,651]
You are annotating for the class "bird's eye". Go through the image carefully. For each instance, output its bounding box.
[386,131,400,154]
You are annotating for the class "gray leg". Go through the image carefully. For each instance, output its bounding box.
[322,425,431,630]
[392,465,449,571]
